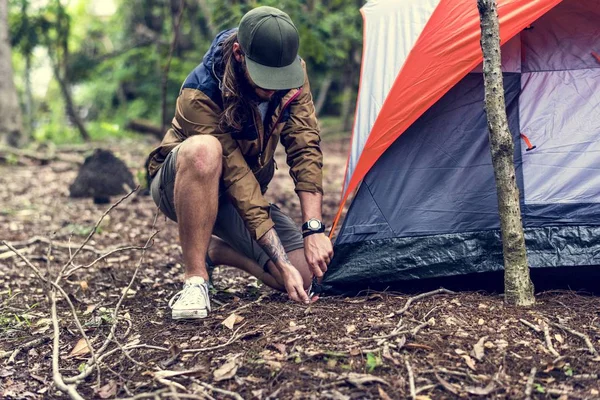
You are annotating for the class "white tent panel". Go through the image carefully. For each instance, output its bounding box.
[344,0,441,193]
[520,69,600,204]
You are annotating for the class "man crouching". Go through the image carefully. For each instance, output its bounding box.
[146,6,333,319]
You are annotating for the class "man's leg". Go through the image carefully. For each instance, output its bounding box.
[208,236,285,291]
[208,236,312,291]
[209,200,313,293]
[174,135,222,280]
[154,135,221,320]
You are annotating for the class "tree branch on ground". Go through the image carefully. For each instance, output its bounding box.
[1,189,160,399]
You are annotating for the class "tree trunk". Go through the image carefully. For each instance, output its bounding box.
[24,53,33,135]
[0,0,25,147]
[314,73,333,116]
[126,119,163,140]
[477,0,534,306]
[339,78,354,132]
[53,64,91,141]
[197,0,217,38]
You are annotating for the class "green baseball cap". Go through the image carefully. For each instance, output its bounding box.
[238,6,305,90]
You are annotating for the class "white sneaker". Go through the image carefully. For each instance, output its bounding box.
[169,276,211,320]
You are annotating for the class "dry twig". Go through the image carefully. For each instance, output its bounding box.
[549,322,598,356]
[519,319,541,332]
[411,318,434,336]
[195,381,244,400]
[63,188,137,270]
[396,288,455,317]
[405,358,416,400]
[0,336,50,361]
[524,367,536,400]
[542,321,560,357]
[2,190,159,400]
[183,323,258,353]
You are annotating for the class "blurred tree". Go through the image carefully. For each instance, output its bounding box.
[8,0,36,135]
[0,0,25,147]
[6,0,366,144]
[41,0,90,140]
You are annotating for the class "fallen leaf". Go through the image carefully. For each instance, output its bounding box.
[404,342,432,351]
[265,360,282,371]
[68,338,91,358]
[346,324,356,334]
[396,335,407,350]
[554,334,564,344]
[244,376,266,384]
[271,343,286,355]
[343,373,389,387]
[121,288,136,297]
[289,324,306,332]
[221,313,244,330]
[83,304,98,315]
[378,386,393,400]
[435,373,460,395]
[148,367,203,385]
[461,355,477,371]
[471,336,488,361]
[465,381,495,396]
[454,348,466,355]
[95,380,117,399]
[213,356,241,381]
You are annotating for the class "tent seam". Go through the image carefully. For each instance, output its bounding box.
[363,181,395,236]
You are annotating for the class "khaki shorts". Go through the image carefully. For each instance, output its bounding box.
[150,146,304,269]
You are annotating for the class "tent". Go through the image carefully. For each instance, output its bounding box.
[322,0,600,293]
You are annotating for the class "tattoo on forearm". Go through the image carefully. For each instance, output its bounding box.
[258,229,291,265]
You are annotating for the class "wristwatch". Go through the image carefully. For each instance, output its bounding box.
[302,218,325,238]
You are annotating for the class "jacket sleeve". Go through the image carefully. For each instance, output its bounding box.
[279,68,324,195]
[176,89,275,240]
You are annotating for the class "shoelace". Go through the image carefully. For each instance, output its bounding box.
[168,283,211,311]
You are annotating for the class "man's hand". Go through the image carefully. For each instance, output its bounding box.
[304,233,334,278]
[258,228,310,304]
[279,264,310,303]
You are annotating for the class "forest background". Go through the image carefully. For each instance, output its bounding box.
[5,0,362,148]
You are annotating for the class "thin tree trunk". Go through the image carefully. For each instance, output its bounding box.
[161,0,185,134]
[477,0,534,306]
[0,0,25,147]
[52,63,91,141]
[340,79,353,132]
[197,0,217,37]
[314,73,333,116]
[24,54,33,135]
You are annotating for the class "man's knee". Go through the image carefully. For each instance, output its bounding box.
[177,135,222,178]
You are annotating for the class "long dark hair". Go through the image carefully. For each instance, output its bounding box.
[219,32,258,134]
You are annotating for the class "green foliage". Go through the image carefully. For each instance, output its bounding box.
[8,0,366,145]
[365,351,382,372]
[535,383,545,393]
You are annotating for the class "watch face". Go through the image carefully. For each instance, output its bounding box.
[308,219,321,230]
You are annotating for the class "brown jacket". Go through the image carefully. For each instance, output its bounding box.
[147,62,323,241]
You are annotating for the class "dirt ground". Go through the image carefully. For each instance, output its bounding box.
[1,135,599,400]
